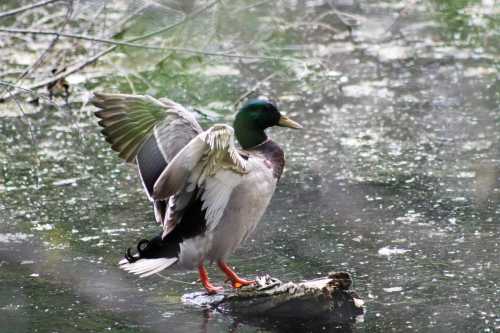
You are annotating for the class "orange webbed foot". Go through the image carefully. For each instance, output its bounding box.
[198,264,224,294]
[204,283,224,295]
[225,276,255,289]
[218,261,256,289]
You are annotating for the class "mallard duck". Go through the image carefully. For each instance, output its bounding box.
[91,93,302,294]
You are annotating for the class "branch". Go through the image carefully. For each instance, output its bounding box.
[0,80,64,107]
[231,0,271,15]
[126,0,220,43]
[2,0,302,102]
[0,0,62,20]
[7,91,41,189]
[0,0,219,47]
[0,0,221,101]
[26,46,115,91]
[233,71,279,110]
[382,0,418,39]
[0,27,301,63]
[183,272,364,329]
[0,1,74,98]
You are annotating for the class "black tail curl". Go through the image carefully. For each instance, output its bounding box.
[124,239,150,263]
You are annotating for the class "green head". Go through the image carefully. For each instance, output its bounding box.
[233,99,302,149]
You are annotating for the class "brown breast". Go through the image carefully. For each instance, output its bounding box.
[253,140,285,180]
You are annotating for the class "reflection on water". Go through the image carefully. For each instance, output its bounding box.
[0,0,499,332]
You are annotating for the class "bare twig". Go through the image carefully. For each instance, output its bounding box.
[233,71,279,110]
[0,70,25,78]
[382,0,418,40]
[0,80,41,96]
[0,27,298,61]
[27,46,115,92]
[1,0,222,101]
[109,3,151,38]
[30,11,66,28]
[2,0,300,103]
[129,0,220,42]
[146,0,184,13]
[231,0,271,15]
[130,72,154,91]
[8,92,41,189]
[0,0,62,20]
[1,1,74,99]
[112,64,136,94]
[0,80,63,107]
[81,2,106,36]
[0,27,200,49]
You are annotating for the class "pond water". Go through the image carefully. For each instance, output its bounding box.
[0,0,499,332]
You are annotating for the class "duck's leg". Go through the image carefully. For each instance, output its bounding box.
[198,264,223,294]
[217,261,255,288]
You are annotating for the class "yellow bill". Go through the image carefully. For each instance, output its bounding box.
[278,115,303,129]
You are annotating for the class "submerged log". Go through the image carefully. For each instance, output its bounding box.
[182,272,364,330]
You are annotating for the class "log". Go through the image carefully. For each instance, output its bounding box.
[182,272,364,331]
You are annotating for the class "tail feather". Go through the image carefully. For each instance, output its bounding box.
[119,235,179,278]
[119,257,177,278]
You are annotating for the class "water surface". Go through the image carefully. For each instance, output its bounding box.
[1,0,499,332]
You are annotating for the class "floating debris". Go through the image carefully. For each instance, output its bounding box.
[52,178,81,187]
[0,233,32,243]
[378,246,410,256]
[80,236,100,242]
[32,224,53,231]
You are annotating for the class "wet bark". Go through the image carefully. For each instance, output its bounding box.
[182,272,364,331]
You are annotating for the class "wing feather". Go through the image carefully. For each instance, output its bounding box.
[91,93,203,203]
[92,93,166,163]
[91,92,202,164]
[92,93,205,233]
[152,124,249,235]
[152,136,208,199]
[153,124,247,200]
[93,94,253,237]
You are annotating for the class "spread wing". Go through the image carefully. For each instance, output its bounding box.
[152,124,249,237]
[91,92,203,224]
[92,93,201,163]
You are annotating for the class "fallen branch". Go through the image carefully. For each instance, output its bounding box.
[0,27,297,62]
[182,272,364,329]
[0,0,62,20]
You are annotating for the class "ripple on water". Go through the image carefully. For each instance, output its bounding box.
[0,233,32,243]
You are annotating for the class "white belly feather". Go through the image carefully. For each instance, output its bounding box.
[177,156,276,268]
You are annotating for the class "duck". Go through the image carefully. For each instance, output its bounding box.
[91,93,302,294]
